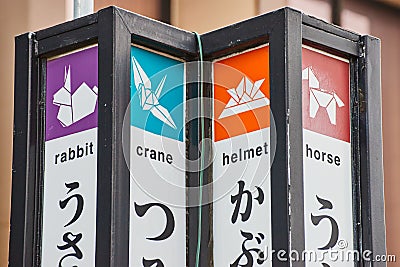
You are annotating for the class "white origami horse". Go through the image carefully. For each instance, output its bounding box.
[53,66,98,127]
[302,67,344,125]
[131,56,177,129]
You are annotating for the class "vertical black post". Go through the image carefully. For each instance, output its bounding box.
[96,8,113,265]
[359,35,386,266]
[9,32,39,267]
[269,8,304,266]
[186,58,213,267]
[111,8,132,267]
[186,57,200,267]
[97,6,131,266]
[351,56,362,262]
[287,10,305,267]
[269,12,289,266]
[110,8,132,267]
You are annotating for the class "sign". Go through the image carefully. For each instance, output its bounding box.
[42,46,98,266]
[302,46,354,266]
[129,46,186,266]
[9,8,386,267]
[213,46,272,266]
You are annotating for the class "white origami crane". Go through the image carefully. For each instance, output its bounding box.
[218,77,270,119]
[53,66,98,127]
[302,67,345,125]
[131,56,177,129]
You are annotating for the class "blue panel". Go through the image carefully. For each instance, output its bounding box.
[130,46,184,142]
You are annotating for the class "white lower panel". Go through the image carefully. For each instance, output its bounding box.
[304,129,354,266]
[129,126,186,266]
[41,128,97,267]
[213,128,272,267]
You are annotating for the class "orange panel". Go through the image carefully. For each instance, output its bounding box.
[214,46,270,142]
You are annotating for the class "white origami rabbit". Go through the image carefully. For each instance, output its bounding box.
[53,66,98,127]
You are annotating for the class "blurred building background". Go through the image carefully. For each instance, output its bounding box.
[1,0,399,265]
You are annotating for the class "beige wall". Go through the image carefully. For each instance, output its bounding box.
[0,0,69,266]
[260,0,333,22]
[171,0,257,33]
[0,1,27,265]
[94,0,162,19]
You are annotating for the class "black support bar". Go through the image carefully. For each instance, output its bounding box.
[359,35,386,267]
[286,9,305,267]
[9,32,39,267]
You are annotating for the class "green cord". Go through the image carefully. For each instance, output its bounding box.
[193,32,204,267]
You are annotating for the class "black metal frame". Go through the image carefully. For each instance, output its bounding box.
[202,8,304,267]
[359,36,386,267]
[202,7,386,267]
[9,6,199,267]
[9,6,385,267]
[10,32,38,267]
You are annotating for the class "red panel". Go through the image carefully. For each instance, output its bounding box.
[302,47,350,143]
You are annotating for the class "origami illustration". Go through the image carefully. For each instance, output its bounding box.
[218,77,270,119]
[53,66,98,127]
[302,67,345,125]
[131,56,177,129]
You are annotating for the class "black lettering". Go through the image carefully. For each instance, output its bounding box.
[306,144,312,159]
[243,148,254,160]
[223,152,229,166]
[150,149,156,160]
[256,146,262,156]
[305,144,341,167]
[61,152,67,163]
[166,154,173,164]
[77,145,84,158]
[69,147,75,160]
[136,145,174,165]
[327,154,333,164]
[89,142,94,154]
[137,145,143,156]
[54,141,95,164]
[334,156,340,166]
[220,142,269,166]
[264,142,268,154]
[157,150,165,162]
[314,150,320,160]
[231,153,238,163]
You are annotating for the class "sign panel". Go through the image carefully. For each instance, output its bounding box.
[129,46,186,266]
[42,46,98,266]
[213,46,272,266]
[302,46,354,266]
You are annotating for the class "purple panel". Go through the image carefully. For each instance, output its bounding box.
[46,46,98,141]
